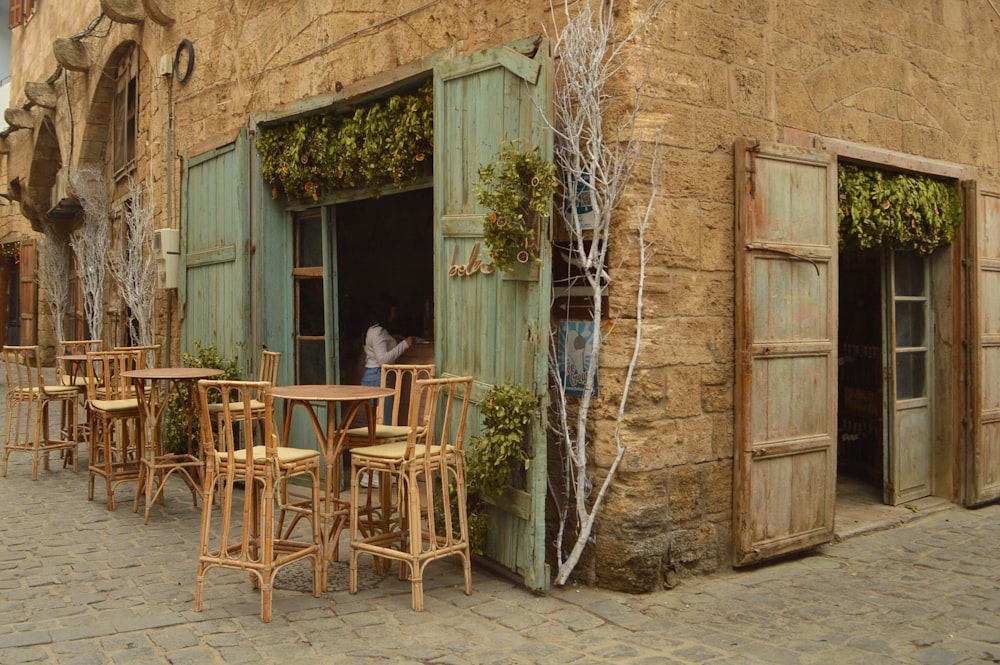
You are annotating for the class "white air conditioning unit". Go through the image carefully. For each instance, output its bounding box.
[152,228,180,289]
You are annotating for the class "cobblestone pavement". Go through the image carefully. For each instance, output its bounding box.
[1,373,999,664]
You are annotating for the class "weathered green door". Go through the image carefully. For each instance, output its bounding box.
[734,138,838,566]
[965,181,1000,505]
[180,132,250,367]
[434,37,552,590]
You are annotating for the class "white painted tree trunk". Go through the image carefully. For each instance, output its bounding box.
[108,176,156,348]
[546,0,666,587]
[68,167,110,341]
[37,225,69,344]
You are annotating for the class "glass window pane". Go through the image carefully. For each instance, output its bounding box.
[896,350,926,399]
[298,280,325,336]
[895,301,925,348]
[298,339,326,385]
[894,252,925,297]
[297,215,323,268]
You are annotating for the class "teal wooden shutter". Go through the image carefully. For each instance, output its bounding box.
[734,138,838,566]
[434,37,552,590]
[180,130,250,367]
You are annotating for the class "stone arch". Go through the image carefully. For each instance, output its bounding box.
[24,116,64,231]
[78,39,143,172]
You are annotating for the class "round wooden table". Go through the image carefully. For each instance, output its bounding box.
[270,384,394,590]
[122,367,224,524]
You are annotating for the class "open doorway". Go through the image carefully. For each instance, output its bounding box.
[333,186,434,421]
[837,244,951,535]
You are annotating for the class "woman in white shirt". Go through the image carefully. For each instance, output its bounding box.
[362,294,414,423]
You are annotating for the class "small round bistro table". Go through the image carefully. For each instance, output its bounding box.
[122,367,224,524]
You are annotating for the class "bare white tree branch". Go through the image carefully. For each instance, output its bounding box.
[37,225,70,344]
[546,0,666,586]
[68,167,110,340]
[108,176,156,347]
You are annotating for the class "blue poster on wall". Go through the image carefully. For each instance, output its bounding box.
[557,320,598,397]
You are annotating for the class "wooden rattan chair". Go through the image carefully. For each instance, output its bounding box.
[339,364,435,550]
[341,363,435,446]
[1,346,81,480]
[206,350,280,441]
[57,339,103,455]
[194,379,322,623]
[58,339,103,388]
[348,375,474,611]
[114,344,160,371]
[86,349,143,509]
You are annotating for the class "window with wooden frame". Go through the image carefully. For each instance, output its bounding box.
[113,45,138,177]
[9,0,36,29]
[293,209,327,385]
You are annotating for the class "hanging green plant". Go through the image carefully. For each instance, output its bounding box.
[256,80,432,202]
[838,164,962,254]
[0,242,20,262]
[439,381,538,555]
[475,144,559,272]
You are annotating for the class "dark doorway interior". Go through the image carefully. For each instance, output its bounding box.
[837,246,884,491]
[334,187,434,386]
[5,256,19,345]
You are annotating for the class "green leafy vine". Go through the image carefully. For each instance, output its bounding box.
[444,382,539,555]
[164,343,242,455]
[838,164,962,254]
[475,144,559,272]
[256,80,433,202]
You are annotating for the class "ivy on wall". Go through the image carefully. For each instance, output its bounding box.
[256,80,433,202]
[838,164,963,254]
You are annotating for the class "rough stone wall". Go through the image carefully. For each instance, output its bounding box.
[581,0,1000,592]
[3,0,999,590]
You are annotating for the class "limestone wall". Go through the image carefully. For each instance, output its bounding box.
[2,0,999,590]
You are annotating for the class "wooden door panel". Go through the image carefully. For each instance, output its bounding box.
[750,447,831,542]
[18,240,35,345]
[752,258,829,342]
[751,355,829,442]
[755,159,832,247]
[434,37,551,589]
[181,134,249,367]
[893,405,931,501]
[966,181,1000,504]
[734,138,837,566]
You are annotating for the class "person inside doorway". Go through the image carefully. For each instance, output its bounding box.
[362,293,414,423]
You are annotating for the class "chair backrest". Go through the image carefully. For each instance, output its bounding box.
[405,375,474,458]
[380,364,436,426]
[2,345,45,395]
[255,350,281,398]
[60,339,103,355]
[114,344,160,370]
[85,349,141,401]
[59,339,103,385]
[198,379,275,467]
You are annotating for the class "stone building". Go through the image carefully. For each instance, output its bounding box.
[2,0,999,593]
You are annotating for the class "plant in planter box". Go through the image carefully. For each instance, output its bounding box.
[475,144,559,272]
[459,381,539,554]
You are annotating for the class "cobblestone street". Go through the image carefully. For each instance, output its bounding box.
[0,376,999,664]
